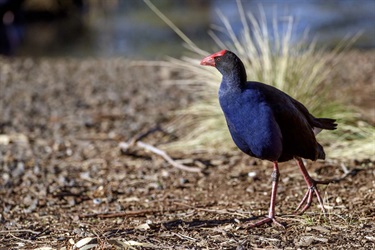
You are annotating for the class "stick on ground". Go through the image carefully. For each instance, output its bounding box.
[119,128,202,173]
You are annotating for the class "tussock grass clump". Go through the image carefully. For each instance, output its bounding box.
[145,0,374,161]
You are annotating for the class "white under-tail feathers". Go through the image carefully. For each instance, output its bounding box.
[313,127,323,135]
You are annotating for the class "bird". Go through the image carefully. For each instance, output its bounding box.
[200,50,337,227]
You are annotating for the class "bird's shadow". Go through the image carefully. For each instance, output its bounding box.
[159,216,268,230]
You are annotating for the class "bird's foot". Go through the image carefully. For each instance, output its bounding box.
[245,216,285,229]
[295,179,330,215]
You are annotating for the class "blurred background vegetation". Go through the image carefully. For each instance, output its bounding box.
[138,0,374,161]
[1,0,374,58]
[1,0,374,160]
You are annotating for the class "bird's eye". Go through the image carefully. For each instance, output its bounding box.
[216,57,221,61]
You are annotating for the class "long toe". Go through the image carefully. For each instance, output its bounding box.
[295,157,330,215]
[245,216,285,229]
[295,189,310,213]
[295,183,326,215]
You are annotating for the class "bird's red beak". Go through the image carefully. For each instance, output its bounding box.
[200,50,227,67]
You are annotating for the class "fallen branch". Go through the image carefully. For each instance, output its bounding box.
[81,208,161,219]
[81,207,188,219]
[119,127,202,173]
[0,229,41,235]
[80,202,217,219]
[317,164,363,184]
[122,141,201,173]
[173,202,250,218]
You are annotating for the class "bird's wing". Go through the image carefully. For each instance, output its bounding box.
[248,82,321,161]
[290,98,337,131]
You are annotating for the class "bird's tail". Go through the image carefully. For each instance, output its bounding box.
[312,118,337,135]
[314,118,337,130]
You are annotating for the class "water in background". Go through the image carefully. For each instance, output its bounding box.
[7,0,375,59]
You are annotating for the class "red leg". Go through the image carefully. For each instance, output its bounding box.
[294,157,327,215]
[246,162,285,228]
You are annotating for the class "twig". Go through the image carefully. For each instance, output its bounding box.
[172,232,198,241]
[80,202,218,219]
[128,126,163,145]
[119,142,201,173]
[6,233,36,244]
[80,207,186,219]
[0,229,41,235]
[173,202,250,218]
[340,163,350,175]
[322,166,361,184]
[120,126,202,173]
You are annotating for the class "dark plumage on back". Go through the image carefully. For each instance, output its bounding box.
[200,50,337,227]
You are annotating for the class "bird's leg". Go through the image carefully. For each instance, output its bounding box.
[247,162,285,228]
[294,157,327,215]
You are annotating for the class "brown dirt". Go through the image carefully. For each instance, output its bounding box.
[0,51,374,249]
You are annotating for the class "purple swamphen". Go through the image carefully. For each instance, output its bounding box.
[200,50,337,227]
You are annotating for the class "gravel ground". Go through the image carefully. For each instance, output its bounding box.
[0,51,374,249]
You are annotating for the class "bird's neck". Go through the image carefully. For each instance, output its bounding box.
[221,63,247,90]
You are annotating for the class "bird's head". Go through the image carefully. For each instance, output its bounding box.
[200,50,247,83]
[200,49,227,67]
